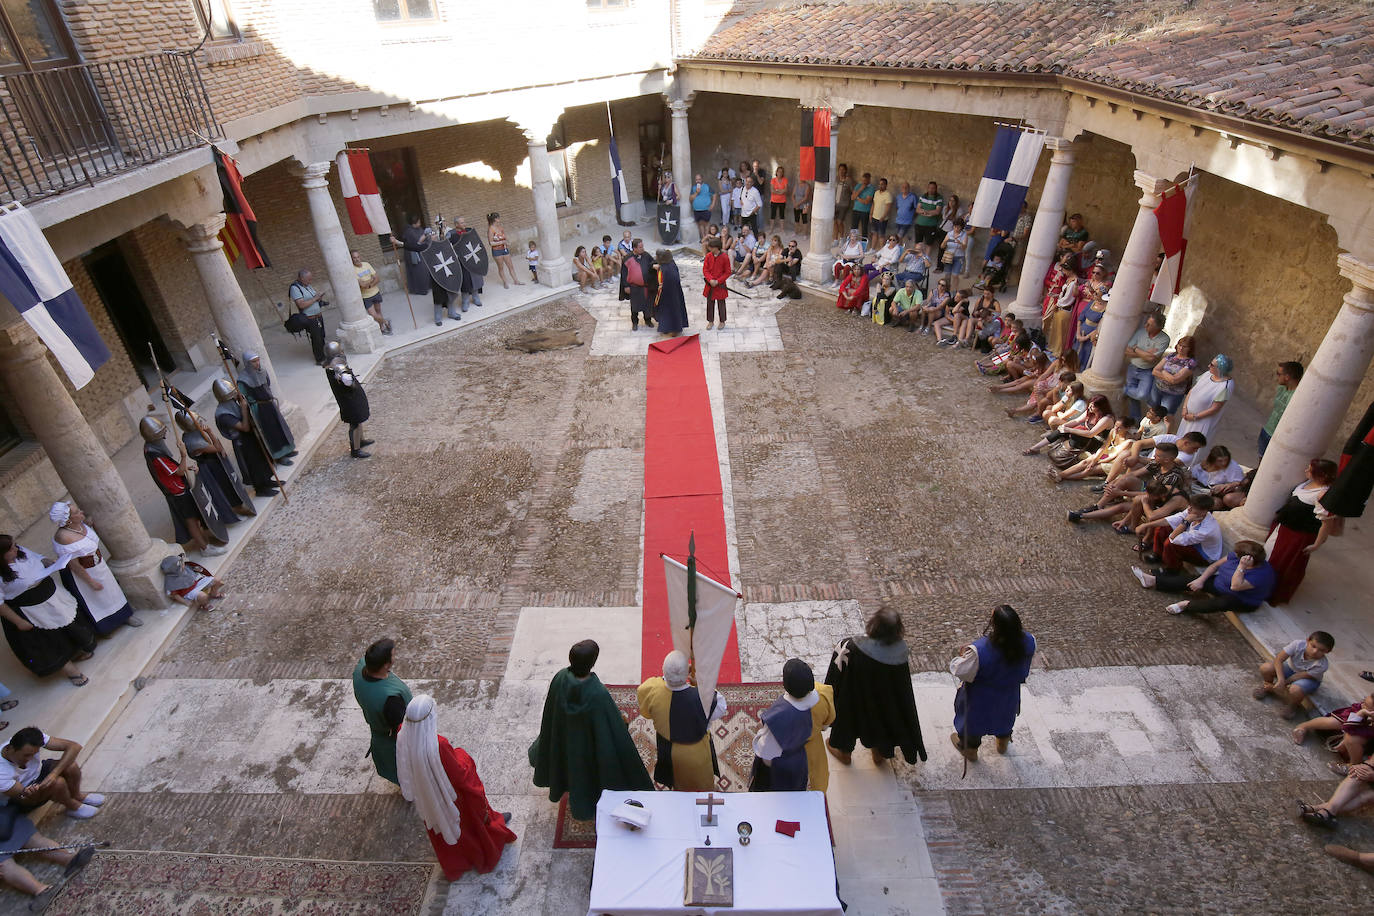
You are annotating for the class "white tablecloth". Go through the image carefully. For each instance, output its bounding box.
[587,790,843,916]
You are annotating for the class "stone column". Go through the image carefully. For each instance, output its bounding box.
[294,161,381,354]
[1009,138,1077,323]
[0,321,174,608]
[179,214,306,436]
[526,136,573,287]
[1220,254,1374,543]
[669,99,694,239]
[802,115,841,284]
[1078,171,1170,402]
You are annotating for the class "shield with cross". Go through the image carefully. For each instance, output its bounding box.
[453,227,490,277]
[424,239,467,293]
[657,203,680,245]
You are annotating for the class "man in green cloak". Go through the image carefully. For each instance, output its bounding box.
[352,638,412,784]
[529,639,653,820]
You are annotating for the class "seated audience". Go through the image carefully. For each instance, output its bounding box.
[1132,538,1275,615]
[1258,631,1334,721]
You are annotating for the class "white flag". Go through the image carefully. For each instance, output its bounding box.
[663,556,737,719]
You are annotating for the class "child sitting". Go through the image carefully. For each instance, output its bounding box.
[1137,404,1170,440]
[161,553,223,611]
[1255,631,1334,720]
[1293,692,1374,764]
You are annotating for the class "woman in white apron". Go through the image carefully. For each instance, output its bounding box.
[50,502,138,634]
[0,535,95,686]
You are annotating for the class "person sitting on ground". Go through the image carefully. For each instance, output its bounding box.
[832,229,866,284]
[0,727,102,820]
[975,321,1028,375]
[1137,403,1170,440]
[932,288,970,345]
[991,350,1049,399]
[1099,430,1207,485]
[835,262,869,312]
[1213,467,1255,509]
[890,279,923,331]
[1024,393,1112,457]
[572,246,597,292]
[160,553,223,611]
[1258,631,1334,721]
[732,225,757,275]
[1034,380,1087,433]
[1134,493,1224,573]
[1190,445,1245,495]
[1067,441,1190,525]
[1133,538,1275,616]
[871,272,898,325]
[919,277,951,334]
[972,305,1007,353]
[1294,692,1374,766]
[1049,418,1131,483]
[747,236,784,288]
[590,246,610,283]
[1299,753,1374,831]
[0,811,92,906]
[955,289,999,350]
[1019,369,1073,421]
[601,235,622,274]
[617,230,634,260]
[769,239,803,287]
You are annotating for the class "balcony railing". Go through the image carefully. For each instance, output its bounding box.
[0,51,222,205]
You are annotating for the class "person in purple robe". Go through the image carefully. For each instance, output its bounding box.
[950,605,1036,762]
[749,658,817,791]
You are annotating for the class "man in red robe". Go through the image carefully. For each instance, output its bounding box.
[396,695,515,881]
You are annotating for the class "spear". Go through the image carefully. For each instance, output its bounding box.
[214,338,288,503]
[389,238,419,331]
[148,342,195,491]
[686,530,697,679]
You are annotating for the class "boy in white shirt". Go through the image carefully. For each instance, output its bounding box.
[526,240,540,281]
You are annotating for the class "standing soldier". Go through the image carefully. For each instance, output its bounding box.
[212,380,279,499]
[324,341,372,459]
[235,350,296,467]
[139,416,226,556]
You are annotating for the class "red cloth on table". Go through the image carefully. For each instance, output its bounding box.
[702,250,731,301]
[775,819,801,837]
[1267,523,1317,606]
[427,737,516,880]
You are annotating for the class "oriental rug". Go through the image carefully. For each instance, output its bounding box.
[43,850,436,915]
[553,683,784,849]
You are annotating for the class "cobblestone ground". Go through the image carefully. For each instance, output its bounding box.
[17,290,1352,914]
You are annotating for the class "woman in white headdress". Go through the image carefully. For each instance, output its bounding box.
[50,501,138,634]
[396,695,516,881]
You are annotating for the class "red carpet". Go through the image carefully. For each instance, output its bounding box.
[642,335,741,682]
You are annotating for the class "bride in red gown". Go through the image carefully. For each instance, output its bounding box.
[396,695,517,880]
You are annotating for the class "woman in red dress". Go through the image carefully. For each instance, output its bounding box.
[397,695,516,881]
[1268,458,1339,605]
[702,236,731,329]
[836,262,869,312]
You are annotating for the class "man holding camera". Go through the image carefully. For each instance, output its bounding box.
[288,268,328,365]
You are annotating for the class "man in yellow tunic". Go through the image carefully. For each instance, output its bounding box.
[637,651,727,791]
[804,681,836,791]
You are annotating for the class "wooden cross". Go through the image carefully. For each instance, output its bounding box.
[696,792,724,827]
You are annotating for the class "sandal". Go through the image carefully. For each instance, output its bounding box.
[1022,448,1038,456]
[1361,671,1374,684]
[67,674,88,687]
[1302,806,1338,830]
[1130,541,1150,551]
[0,700,16,711]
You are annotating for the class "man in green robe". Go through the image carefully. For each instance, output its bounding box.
[352,638,412,784]
[529,639,652,820]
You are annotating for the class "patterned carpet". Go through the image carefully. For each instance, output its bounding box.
[45,851,436,915]
[553,683,783,848]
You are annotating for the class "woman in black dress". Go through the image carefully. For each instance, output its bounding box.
[0,536,95,686]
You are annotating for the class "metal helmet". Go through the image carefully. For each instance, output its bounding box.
[173,409,199,432]
[323,341,345,361]
[326,356,348,370]
[211,378,236,402]
[138,414,166,442]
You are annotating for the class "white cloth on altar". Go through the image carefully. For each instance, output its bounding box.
[588,790,843,916]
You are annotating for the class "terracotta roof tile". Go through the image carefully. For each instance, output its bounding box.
[689,0,1374,150]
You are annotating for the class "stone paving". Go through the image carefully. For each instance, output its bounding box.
[8,266,1356,914]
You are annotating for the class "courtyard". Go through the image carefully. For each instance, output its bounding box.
[7,267,1370,915]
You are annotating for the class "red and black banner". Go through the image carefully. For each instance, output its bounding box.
[799,108,831,184]
[213,146,270,270]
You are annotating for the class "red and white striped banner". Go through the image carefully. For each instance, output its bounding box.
[1149,176,1196,307]
[335,149,391,236]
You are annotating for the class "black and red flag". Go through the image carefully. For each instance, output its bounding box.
[213,146,270,270]
[799,108,831,184]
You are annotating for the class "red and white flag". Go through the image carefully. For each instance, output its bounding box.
[335,149,391,236]
[1149,176,1196,307]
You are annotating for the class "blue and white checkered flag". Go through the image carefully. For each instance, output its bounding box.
[969,127,1046,233]
[0,203,109,389]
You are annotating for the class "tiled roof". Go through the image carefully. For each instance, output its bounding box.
[689,1,1374,150]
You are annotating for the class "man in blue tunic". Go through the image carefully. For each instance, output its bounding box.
[749,658,817,791]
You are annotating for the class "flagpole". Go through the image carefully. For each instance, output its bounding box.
[686,530,698,681]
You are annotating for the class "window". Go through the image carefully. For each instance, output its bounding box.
[190,0,239,41]
[373,0,435,22]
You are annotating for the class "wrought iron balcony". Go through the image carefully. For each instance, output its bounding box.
[0,51,222,205]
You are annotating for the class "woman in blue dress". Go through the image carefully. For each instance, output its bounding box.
[951,605,1036,762]
[1075,291,1108,370]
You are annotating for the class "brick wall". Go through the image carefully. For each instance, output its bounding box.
[63,259,143,450]
[121,222,217,369]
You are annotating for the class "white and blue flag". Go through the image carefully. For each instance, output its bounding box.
[0,203,110,389]
[609,133,629,214]
[968,126,1046,233]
